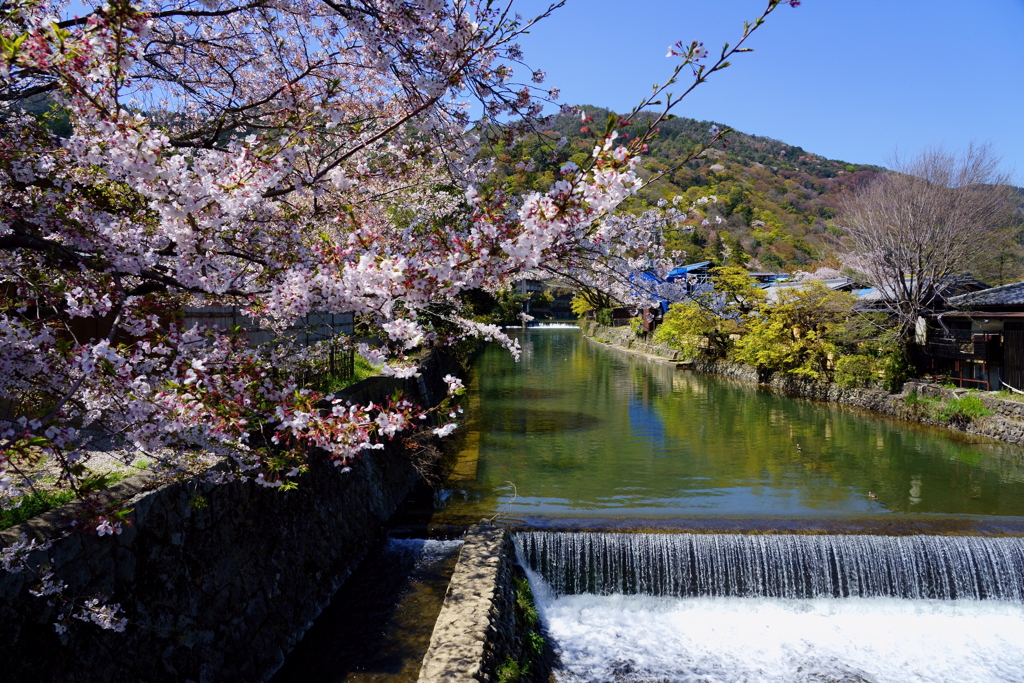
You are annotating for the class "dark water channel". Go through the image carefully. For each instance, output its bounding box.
[431,327,1024,526]
[271,538,460,683]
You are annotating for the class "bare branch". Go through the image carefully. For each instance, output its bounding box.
[837,143,1021,340]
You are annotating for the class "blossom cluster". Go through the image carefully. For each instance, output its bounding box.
[0,0,796,633]
[2,533,126,633]
[0,0,612,506]
[540,193,726,311]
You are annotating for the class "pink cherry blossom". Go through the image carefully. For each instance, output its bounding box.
[0,0,796,631]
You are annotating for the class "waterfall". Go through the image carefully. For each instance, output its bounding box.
[517,531,1024,601]
[503,323,580,329]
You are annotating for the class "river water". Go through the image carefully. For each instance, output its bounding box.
[271,538,461,683]
[433,328,1024,682]
[531,592,1024,683]
[516,529,1024,681]
[285,328,1024,682]
[432,327,1024,524]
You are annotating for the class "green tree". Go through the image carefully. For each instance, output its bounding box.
[570,294,596,317]
[712,266,766,316]
[655,300,729,358]
[724,185,746,217]
[655,266,764,357]
[733,281,857,379]
[720,231,751,266]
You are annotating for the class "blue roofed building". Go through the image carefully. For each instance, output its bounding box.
[665,261,713,285]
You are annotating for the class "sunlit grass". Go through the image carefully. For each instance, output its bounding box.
[1,489,77,529]
[310,354,382,395]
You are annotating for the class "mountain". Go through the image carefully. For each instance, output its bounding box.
[481,106,885,271]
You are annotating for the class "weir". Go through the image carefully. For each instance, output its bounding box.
[424,329,1024,682]
[517,531,1024,601]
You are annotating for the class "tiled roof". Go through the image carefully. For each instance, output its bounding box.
[948,281,1024,308]
[853,275,989,305]
[762,278,854,303]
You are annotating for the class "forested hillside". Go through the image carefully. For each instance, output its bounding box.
[481,107,1021,280]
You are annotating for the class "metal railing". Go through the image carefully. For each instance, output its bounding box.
[933,376,990,391]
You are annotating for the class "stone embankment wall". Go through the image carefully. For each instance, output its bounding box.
[581,321,684,362]
[418,523,517,683]
[581,322,1024,447]
[0,350,463,683]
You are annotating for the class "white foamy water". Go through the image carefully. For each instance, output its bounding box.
[535,591,1024,683]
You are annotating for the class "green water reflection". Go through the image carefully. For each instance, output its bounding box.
[433,329,1024,521]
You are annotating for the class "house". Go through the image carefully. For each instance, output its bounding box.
[748,271,788,285]
[626,263,714,317]
[549,290,575,319]
[516,278,544,296]
[853,274,990,312]
[920,281,1024,391]
[762,277,855,303]
[845,273,995,389]
[665,261,713,290]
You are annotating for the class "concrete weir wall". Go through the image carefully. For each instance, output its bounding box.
[0,350,463,683]
[418,523,518,683]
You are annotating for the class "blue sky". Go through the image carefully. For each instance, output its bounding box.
[511,0,1024,179]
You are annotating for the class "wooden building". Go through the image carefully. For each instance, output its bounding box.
[922,281,1024,391]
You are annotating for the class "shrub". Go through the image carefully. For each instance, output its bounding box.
[494,575,547,683]
[496,657,525,683]
[877,331,915,391]
[570,294,594,318]
[597,308,613,327]
[905,392,993,424]
[654,300,729,359]
[835,354,878,388]
[732,281,857,380]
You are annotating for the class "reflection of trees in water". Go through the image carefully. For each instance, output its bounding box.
[653,372,1024,514]
[462,331,1024,518]
[479,388,568,401]
[480,408,601,434]
[470,334,628,481]
[594,342,679,402]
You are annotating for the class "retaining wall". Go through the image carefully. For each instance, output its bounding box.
[580,321,684,361]
[581,322,1024,447]
[0,350,463,683]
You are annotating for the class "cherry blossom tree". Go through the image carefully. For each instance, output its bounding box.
[539,192,722,313]
[838,143,1020,343]
[0,0,800,564]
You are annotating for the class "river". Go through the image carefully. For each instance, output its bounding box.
[431,327,1024,525]
[284,327,1024,682]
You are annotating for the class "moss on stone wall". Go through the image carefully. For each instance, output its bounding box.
[495,572,550,683]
